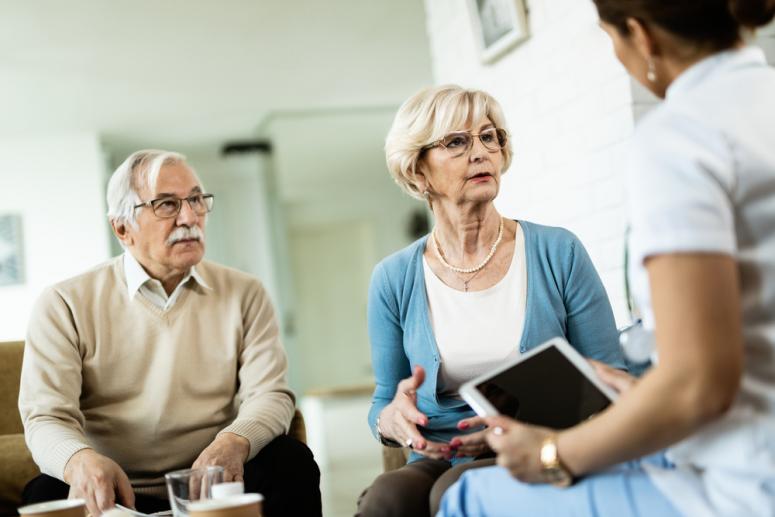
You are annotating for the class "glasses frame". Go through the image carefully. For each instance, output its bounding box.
[133,193,215,219]
[422,128,508,158]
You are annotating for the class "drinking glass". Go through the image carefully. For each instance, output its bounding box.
[165,466,224,517]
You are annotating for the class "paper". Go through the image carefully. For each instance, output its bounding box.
[114,504,172,517]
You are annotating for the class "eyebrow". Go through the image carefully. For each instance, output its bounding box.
[154,186,202,198]
[478,122,495,131]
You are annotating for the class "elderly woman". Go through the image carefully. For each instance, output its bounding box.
[439,1,775,516]
[356,85,625,516]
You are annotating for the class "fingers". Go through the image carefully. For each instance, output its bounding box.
[456,415,487,431]
[591,362,636,393]
[483,416,515,452]
[412,439,451,460]
[449,430,490,458]
[396,366,426,396]
[93,481,116,514]
[397,416,427,450]
[411,365,426,389]
[399,402,428,427]
[68,486,98,517]
[115,472,135,510]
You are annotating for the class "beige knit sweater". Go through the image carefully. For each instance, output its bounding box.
[19,257,295,486]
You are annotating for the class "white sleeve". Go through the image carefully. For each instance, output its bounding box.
[628,110,737,264]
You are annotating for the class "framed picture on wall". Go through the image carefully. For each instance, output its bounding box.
[0,213,25,286]
[469,0,529,63]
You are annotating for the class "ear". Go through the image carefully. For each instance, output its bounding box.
[626,17,659,61]
[412,165,428,195]
[111,220,134,247]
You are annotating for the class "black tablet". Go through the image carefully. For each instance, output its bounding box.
[459,337,618,429]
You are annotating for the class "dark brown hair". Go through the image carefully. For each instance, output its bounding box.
[593,0,775,50]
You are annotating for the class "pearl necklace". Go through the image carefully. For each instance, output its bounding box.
[432,217,504,274]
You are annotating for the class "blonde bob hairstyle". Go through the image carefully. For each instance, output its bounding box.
[385,84,513,200]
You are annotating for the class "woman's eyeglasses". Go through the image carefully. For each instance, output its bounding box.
[423,128,508,158]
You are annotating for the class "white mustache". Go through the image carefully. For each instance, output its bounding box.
[166,226,204,246]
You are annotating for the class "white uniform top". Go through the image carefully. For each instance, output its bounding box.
[628,46,775,517]
[423,224,527,395]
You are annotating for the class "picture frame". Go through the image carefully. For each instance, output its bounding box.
[0,213,25,286]
[469,0,530,64]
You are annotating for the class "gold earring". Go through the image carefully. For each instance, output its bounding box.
[646,58,657,82]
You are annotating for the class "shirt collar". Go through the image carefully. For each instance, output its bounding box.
[123,252,210,299]
[666,46,767,101]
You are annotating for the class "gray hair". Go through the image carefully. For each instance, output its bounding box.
[385,84,513,200]
[106,149,197,228]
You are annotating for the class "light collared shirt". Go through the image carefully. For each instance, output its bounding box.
[123,252,209,310]
[628,46,775,517]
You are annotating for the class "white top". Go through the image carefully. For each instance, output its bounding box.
[628,46,775,517]
[123,252,209,310]
[423,223,527,395]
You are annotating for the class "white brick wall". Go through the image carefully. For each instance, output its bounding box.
[423,0,634,323]
[422,3,775,326]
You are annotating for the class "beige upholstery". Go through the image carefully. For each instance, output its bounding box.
[382,446,410,472]
[0,341,39,516]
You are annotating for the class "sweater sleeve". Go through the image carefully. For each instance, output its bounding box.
[218,281,295,459]
[19,287,91,480]
[366,262,411,439]
[563,235,627,370]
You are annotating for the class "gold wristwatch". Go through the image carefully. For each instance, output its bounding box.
[539,435,574,487]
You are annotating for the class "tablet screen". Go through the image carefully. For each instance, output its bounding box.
[474,344,612,428]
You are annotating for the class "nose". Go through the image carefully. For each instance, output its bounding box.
[469,136,488,162]
[176,199,199,226]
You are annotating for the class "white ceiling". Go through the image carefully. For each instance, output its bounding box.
[0,0,433,150]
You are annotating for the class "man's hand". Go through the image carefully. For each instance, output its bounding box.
[192,433,250,482]
[63,449,134,517]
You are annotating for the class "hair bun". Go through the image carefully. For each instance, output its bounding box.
[729,0,775,27]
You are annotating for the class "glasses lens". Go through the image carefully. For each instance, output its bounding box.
[441,133,472,157]
[187,194,206,214]
[478,128,507,151]
[152,198,181,218]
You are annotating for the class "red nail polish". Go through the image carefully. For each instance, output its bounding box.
[458,422,469,430]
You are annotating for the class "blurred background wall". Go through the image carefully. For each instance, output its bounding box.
[1,1,773,515]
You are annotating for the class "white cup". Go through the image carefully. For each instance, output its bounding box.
[211,482,244,499]
[188,494,263,517]
[18,499,86,517]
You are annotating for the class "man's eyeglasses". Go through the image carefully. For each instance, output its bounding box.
[423,128,508,158]
[134,193,214,219]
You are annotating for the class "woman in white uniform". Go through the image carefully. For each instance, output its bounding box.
[439,1,775,516]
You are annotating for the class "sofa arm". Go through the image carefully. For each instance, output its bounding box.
[0,433,39,513]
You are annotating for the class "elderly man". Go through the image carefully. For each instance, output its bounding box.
[18,150,321,517]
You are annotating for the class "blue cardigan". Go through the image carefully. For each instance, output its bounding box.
[367,221,625,464]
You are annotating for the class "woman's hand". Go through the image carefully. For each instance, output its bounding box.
[449,416,491,458]
[589,359,638,395]
[484,416,555,484]
[378,366,451,459]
